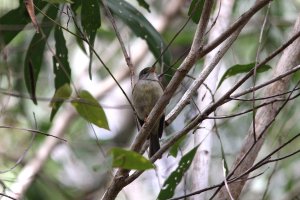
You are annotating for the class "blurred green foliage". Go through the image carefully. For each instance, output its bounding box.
[0,0,300,199]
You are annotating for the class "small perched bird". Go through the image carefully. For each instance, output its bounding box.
[132,66,164,157]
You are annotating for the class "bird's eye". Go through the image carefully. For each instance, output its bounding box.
[139,67,150,78]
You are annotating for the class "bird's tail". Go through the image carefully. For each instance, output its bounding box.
[149,116,164,158]
[149,133,160,157]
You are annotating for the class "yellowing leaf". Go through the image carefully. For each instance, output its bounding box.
[50,83,72,109]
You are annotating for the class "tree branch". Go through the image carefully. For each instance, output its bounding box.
[216,13,300,199]
[101,1,214,199]
[166,0,272,124]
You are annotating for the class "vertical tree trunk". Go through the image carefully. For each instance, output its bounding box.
[217,14,300,200]
[190,1,234,199]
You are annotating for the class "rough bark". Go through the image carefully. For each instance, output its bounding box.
[217,14,300,200]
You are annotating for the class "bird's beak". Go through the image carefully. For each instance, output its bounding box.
[150,66,156,73]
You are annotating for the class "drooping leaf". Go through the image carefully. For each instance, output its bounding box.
[51,25,72,115]
[136,0,150,12]
[75,28,87,54]
[81,0,101,79]
[71,90,109,129]
[53,26,72,86]
[24,5,58,104]
[217,63,272,89]
[69,0,87,54]
[26,60,37,103]
[157,145,199,200]
[0,0,46,47]
[81,0,101,37]
[107,0,172,66]
[188,0,205,24]
[110,147,154,170]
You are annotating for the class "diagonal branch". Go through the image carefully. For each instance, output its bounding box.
[166,0,272,124]
[117,0,286,190]
[101,1,214,199]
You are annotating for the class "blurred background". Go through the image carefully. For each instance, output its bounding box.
[1,0,300,199]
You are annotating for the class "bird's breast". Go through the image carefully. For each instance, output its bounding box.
[132,79,163,119]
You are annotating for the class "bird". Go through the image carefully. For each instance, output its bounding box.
[132,66,165,157]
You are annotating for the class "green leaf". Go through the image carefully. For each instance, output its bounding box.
[69,0,87,54]
[81,0,101,36]
[50,84,72,108]
[188,0,205,24]
[71,90,109,129]
[81,0,101,79]
[70,0,81,11]
[109,147,154,170]
[136,0,150,12]
[0,0,46,48]
[107,0,172,66]
[168,135,186,158]
[0,2,28,47]
[50,84,72,120]
[53,26,72,88]
[43,0,74,3]
[217,63,272,89]
[24,5,58,104]
[50,26,72,120]
[292,69,300,83]
[157,145,199,200]
[75,28,87,54]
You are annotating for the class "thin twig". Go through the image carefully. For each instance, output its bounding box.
[231,64,300,98]
[252,1,271,142]
[0,129,35,174]
[0,125,66,142]
[100,0,135,86]
[222,159,234,200]
[207,95,298,119]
